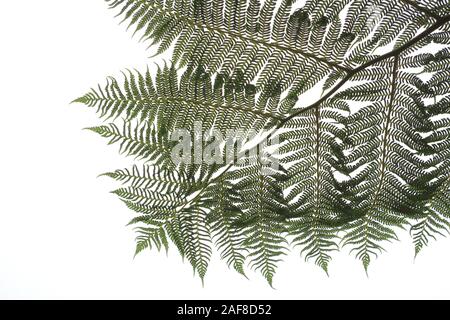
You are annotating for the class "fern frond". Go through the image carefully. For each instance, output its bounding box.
[86,120,174,168]
[74,65,290,134]
[107,0,359,91]
[412,179,450,257]
[205,178,247,276]
[281,98,348,273]
[339,56,433,270]
[102,165,193,193]
[104,163,214,280]
[228,157,289,286]
[411,63,450,256]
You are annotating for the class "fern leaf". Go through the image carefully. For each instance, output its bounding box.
[178,206,212,282]
[86,121,174,168]
[72,0,450,284]
[74,66,289,134]
[340,56,432,270]
[228,157,289,286]
[205,178,247,276]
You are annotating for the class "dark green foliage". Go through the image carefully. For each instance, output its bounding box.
[228,159,290,286]
[73,0,450,285]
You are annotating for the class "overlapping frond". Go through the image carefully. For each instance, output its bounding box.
[107,0,449,94]
[102,164,214,279]
[74,65,289,133]
[204,178,247,275]
[72,0,450,284]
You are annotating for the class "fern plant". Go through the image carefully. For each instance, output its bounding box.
[73,0,450,286]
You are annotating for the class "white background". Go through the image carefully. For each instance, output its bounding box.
[1,0,449,300]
